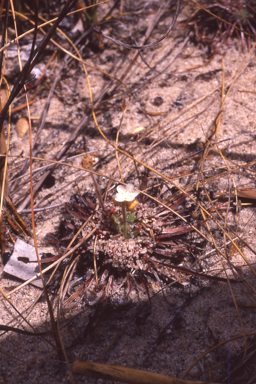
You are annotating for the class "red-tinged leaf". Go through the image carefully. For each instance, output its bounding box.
[40,254,63,263]
[208,202,231,212]
[84,195,96,210]
[153,248,185,263]
[62,220,75,231]
[140,176,148,192]
[155,241,189,254]
[156,225,194,239]
[63,276,94,307]
[67,202,88,215]
[65,203,88,221]
[168,194,187,210]
[152,259,239,283]
[126,272,132,295]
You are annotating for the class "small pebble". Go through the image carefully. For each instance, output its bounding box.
[16,117,29,137]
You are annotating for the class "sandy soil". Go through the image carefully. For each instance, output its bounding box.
[1,1,256,383]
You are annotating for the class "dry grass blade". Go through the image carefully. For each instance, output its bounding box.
[2,1,256,383]
[0,0,78,127]
[0,93,8,200]
[72,361,220,384]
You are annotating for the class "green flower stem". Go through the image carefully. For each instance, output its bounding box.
[121,202,127,239]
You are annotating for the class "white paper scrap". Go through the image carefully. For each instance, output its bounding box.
[3,239,45,288]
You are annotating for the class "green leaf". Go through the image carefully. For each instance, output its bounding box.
[127,212,135,224]
[111,214,120,231]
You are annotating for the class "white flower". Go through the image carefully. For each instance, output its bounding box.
[115,184,140,203]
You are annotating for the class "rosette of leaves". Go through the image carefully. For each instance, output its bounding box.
[181,0,256,55]
[46,189,206,307]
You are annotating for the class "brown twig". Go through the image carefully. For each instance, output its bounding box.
[72,361,220,384]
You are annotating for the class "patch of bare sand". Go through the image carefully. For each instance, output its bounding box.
[1,4,256,383]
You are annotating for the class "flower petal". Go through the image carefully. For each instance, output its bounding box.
[115,183,140,203]
[125,196,135,202]
[117,185,126,193]
[115,194,125,202]
[126,183,135,191]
